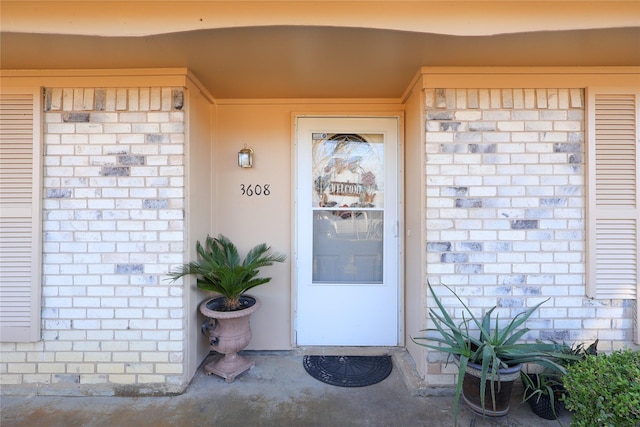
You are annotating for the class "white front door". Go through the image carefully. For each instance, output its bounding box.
[295,116,400,346]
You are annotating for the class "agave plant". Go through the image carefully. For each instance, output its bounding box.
[168,234,286,310]
[413,282,572,425]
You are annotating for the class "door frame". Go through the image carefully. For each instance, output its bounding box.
[291,113,405,347]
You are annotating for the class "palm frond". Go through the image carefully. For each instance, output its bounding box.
[166,234,286,310]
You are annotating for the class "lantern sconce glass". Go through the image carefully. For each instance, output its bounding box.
[238,145,254,168]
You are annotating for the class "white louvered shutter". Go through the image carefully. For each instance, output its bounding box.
[0,89,42,342]
[587,89,640,344]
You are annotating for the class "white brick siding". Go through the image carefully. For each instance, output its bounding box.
[1,82,635,394]
[423,88,635,384]
[0,87,186,395]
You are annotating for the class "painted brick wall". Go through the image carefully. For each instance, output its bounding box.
[423,88,635,385]
[0,87,187,394]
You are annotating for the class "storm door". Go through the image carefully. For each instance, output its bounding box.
[295,117,399,346]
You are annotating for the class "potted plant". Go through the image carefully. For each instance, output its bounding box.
[521,371,566,421]
[562,348,640,427]
[522,340,598,421]
[168,234,286,382]
[413,282,568,425]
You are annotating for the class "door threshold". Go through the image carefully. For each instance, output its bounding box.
[293,346,401,357]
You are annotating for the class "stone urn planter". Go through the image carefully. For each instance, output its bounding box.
[167,234,285,383]
[200,295,261,382]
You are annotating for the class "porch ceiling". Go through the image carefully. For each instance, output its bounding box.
[1,26,639,99]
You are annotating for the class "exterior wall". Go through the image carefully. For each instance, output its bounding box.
[423,87,635,385]
[0,86,405,394]
[1,87,189,395]
[1,69,636,394]
[403,81,427,375]
[183,84,215,384]
[213,101,405,350]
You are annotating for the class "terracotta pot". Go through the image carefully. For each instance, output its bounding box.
[199,295,261,383]
[461,361,522,417]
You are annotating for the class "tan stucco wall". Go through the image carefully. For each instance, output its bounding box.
[402,78,427,378]
[213,100,405,350]
[184,81,215,382]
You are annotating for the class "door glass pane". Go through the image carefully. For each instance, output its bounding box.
[313,210,384,283]
[312,133,384,209]
[311,133,385,284]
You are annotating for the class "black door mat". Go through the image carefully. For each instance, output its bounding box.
[303,355,392,387]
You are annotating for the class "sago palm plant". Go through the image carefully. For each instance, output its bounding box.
[168,234,286,310]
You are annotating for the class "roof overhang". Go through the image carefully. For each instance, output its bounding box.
[2,1,638,99]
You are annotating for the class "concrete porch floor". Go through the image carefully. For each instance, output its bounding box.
[1,349,572,427]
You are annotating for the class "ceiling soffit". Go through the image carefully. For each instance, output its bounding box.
[1,26,639,99]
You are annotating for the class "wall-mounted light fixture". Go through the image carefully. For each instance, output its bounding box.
[238,145,254,168]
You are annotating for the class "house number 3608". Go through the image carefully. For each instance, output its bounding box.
[240,184,271,196]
